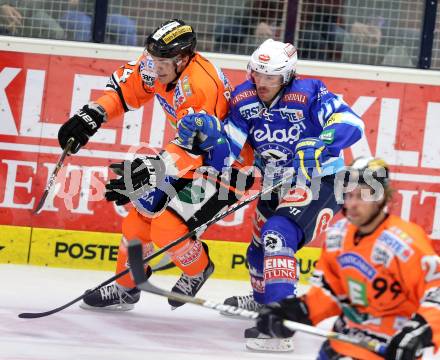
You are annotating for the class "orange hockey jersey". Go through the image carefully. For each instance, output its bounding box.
[304,215,440,359]
[95,51,253,174]
[96,51,232,125]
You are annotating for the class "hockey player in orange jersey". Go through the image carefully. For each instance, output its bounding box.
[256,157,440,360]
[57,19,253,310]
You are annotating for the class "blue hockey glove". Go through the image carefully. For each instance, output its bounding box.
[293,138,331,182]
[177,113,224,151]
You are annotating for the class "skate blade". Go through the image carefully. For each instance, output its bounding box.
[79,302,135,312]
[219,310,243,318]
[245,338,295,353]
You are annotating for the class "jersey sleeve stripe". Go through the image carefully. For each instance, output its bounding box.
[338,111,365,132]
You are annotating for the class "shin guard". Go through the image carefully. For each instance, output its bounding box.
[150,209,208,276]
[261,215,302,303]
[116,208,154,288]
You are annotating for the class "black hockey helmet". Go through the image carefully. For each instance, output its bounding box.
[145,19,196,58]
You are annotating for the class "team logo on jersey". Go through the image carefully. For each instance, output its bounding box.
[325,231,344,252]
[182,76,192,97]
[239,102,262,119]
[389,226,414,243]
[317,86,329,100]
[325,220,348,251]
[135,187,169,216]
[259,108,274,121]
[264,255,298,284]
[174,80,186,107]
[338,252,377,280]
[177,240,202,266]
[347,278,368,306]
[324,113,343,128]
[252,123,303,145]
[377,231,414,262]
[277,107,305,123]
[371,243,393,267]
[155,94,176,118]
[282,92,308,104]
[177,184,205,204]
[257,143,294,170]
[232,89,257,105]
[214,67,232,100]
[258,54,270,62]
[278,186,313,209]
[263,230,285,253]
[319,129,335,144]
[139,57,156,87]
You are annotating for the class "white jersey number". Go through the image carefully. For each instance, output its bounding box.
[422,255,440,282]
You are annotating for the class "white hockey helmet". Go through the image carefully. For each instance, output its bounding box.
[248,39,297,84]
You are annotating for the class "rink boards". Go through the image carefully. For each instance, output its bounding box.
[0,224,321,283]
[1,37,440,280]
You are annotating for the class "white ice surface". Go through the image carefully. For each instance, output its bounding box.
[1,265,439,360]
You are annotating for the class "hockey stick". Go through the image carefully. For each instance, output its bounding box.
[18,172,293,319]
[33,137,75,215]
[150,253,176,272]
[127,240,387,357]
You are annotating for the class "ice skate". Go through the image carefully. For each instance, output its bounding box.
[221,294,263,316]
[245,326,294,352]
[80,283,141,311]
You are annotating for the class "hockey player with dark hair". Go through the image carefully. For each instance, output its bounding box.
[256,157,440,359]
[57,19,253,311]
[177,38,364,351]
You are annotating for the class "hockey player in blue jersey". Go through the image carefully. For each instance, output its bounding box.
[176,39,364,352]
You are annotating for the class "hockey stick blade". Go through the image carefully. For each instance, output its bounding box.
[18,173,292,319]
[127,240,386,356]
[33,137,75,215]
[127,240,258,318]
[17,255,172,319]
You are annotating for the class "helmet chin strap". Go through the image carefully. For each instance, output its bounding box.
[168,54,192,87]
[165,61,184,90]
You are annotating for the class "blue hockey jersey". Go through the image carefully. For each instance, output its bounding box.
[209,78,364,179]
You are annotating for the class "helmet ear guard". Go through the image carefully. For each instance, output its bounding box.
[145,19,197,58]
[247,39,298,84]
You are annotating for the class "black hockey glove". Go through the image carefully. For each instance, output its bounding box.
[385,313,433,360]
[105,155,166,206]
[256,296,312,338]
[58,104,106,154]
